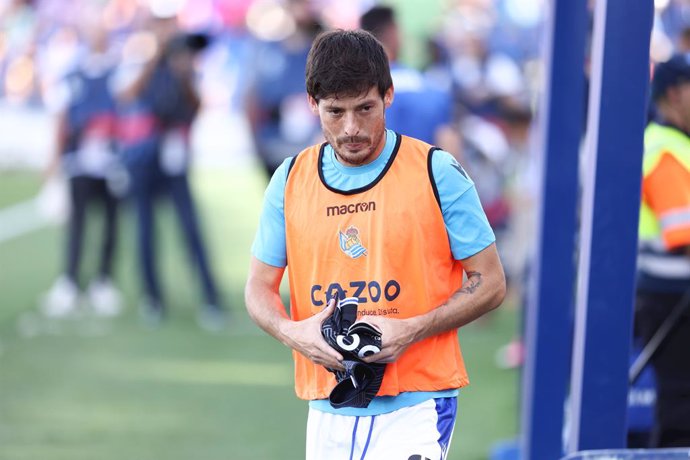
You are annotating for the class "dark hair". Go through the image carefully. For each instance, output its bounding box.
[651,54,690,101]
[305,29,392,102]
[360,6,395,41]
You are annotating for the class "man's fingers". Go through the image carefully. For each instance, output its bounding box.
[319,348,344,370]
[362,348,396,364]
[321,341,343,363]
[362,352,384,364]
[312,297,344,369]
[326,359,345,371]
[318,297,336,319]
[325,348,343,363]
[304,344,343,370]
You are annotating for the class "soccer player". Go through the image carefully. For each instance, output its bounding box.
[245,29,506,459]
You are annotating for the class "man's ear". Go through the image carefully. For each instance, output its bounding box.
[384,86,394,108]
[308,95,319,115]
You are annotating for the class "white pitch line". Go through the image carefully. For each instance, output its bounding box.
[0,198,50,243]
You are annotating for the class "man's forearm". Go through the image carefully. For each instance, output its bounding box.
[118,55,159,103]
[411,267,506,343]
[180,78,200,115]
[244,278,292,347]
[45,113,67,178]
[359,258,506,365]
[244,259,344,369]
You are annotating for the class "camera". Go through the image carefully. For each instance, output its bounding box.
[165,32,211,56]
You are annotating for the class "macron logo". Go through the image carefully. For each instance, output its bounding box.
[326,201,376,217]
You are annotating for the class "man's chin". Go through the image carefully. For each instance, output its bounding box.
[335,150,367,166]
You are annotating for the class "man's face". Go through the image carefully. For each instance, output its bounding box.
[309,86,393,167]
[677,82,690,123]
[665,81,690,129]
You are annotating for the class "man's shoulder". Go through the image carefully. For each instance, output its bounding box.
[292,142,325,165]
[429,149,474,192]
[397,136,454,164]
[644,122,690,172]
[283,142,327,184]
[397,133,433,150]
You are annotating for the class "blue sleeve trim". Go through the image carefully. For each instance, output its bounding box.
[251,252,287,268]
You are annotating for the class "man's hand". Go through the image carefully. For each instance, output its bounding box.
[281,298,344,370]
[358,316,418,364]
[245,258,344,370]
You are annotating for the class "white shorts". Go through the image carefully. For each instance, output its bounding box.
[306,397,457,460]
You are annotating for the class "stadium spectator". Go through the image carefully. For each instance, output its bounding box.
[635,54,690,447]
[245,29,506,458]
[677,26,690,53]
[359,5,459,154]
[116,16,224,330]
[40,22,122,317]
[242,0,323,179]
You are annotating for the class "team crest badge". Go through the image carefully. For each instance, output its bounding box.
[338,225,367,259]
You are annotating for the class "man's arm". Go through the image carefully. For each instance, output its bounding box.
[245,256,344,369]
[116,55,158,103]
[44,111,67,179]
[362,243,506,363]
[645,152,690,250]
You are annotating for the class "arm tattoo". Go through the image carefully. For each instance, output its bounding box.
[458,271,482,295]
[444,271,483,305]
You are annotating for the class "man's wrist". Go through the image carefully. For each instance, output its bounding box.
[409,309,437,343]
[276,317,296,348]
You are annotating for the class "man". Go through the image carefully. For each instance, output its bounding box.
[41,22,122,317]
[243,0,323,179]
[635,54,690,447]
[245,30,505,459]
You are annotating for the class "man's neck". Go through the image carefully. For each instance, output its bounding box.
[658,113,690,138]
[657,103,690,136]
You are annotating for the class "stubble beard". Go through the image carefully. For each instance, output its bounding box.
[329,127,386,167]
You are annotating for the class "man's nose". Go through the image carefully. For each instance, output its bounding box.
[343,113,360,136]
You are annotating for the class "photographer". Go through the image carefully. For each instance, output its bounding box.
[116,17,224,330]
